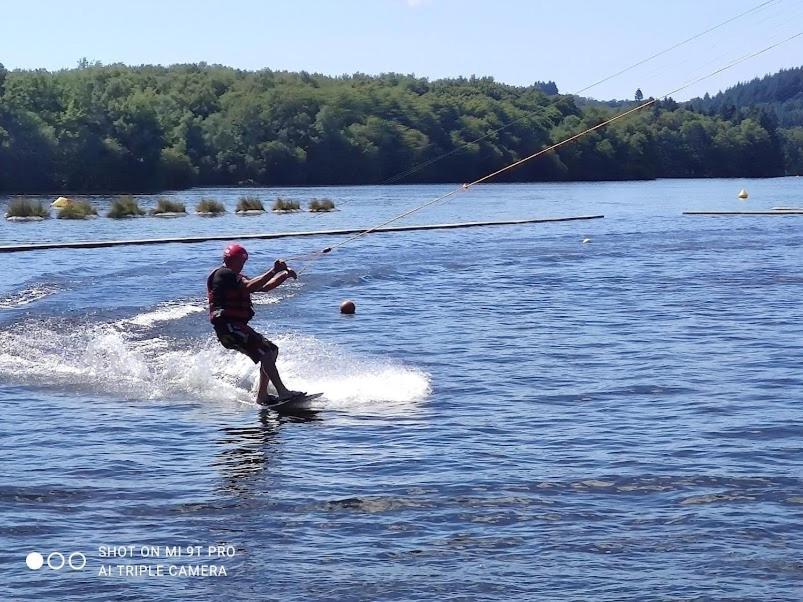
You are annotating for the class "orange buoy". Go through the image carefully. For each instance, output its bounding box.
[340,300,356,314]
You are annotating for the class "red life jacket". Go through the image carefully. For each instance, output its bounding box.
[207,266,254,323]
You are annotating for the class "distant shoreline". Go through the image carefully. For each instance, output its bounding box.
[1,174,799,197]
[2,66,797,194]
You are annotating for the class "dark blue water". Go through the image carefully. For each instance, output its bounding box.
[2,179,802,600]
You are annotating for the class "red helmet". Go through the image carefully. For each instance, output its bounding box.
[223,243,248,265]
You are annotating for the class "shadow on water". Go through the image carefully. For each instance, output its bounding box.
[212,408,322,496]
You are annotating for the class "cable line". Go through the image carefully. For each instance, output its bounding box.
[291,30,801,269]
[377,0,782,187]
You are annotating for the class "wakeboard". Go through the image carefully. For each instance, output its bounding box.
[260,392,323,411]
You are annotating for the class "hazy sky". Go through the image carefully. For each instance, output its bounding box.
[2,0,801,100]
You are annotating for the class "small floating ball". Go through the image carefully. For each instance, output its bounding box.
[51,196,72,208]
[340,300,356,314]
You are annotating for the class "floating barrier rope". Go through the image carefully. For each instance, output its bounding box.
[0,216,603,254]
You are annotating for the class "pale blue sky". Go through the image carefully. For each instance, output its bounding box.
[1,0,801,100]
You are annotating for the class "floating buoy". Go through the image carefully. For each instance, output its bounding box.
[51,196,72,208]
[340,300,356,315]
[737,189,749,199]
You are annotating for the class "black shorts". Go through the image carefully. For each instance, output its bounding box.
[213,321,278,363]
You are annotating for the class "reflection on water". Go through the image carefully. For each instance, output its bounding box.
[213,410,322,495]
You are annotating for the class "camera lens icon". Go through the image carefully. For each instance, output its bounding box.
[26,551,86,570]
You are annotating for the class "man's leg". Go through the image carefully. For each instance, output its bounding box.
[255,358,271,405]
[256,346,299,403]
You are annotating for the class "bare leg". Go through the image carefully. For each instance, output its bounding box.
[255,361,271,404]
[255,347,295,403]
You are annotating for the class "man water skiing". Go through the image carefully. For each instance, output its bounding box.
[207,243,304,405]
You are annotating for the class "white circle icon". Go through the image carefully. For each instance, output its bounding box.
[26,552,44,570]
[47,552,65,570]
[68,552,87,570]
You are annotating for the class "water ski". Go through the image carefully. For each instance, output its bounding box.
[260,392,323,410]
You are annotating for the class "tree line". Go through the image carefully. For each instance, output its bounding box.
[688,66,803,128]
[0,62,800,193]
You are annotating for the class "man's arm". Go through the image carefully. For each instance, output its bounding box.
[243,260,297,292]
[254,268,297,292]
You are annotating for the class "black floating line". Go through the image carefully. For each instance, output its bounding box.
[0,215,604,253]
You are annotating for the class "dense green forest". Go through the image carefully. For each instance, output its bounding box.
[0,62,800,193]
[688,67,803,127]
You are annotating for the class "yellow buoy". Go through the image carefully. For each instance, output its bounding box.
[737,189,749,200]
[52,196,72,208]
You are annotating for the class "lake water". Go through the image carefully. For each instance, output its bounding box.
[2,178,802,600]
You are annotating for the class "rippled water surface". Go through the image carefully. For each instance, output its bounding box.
[2,179,802,600]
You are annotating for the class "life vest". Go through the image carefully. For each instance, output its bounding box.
[207,266,254,323]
